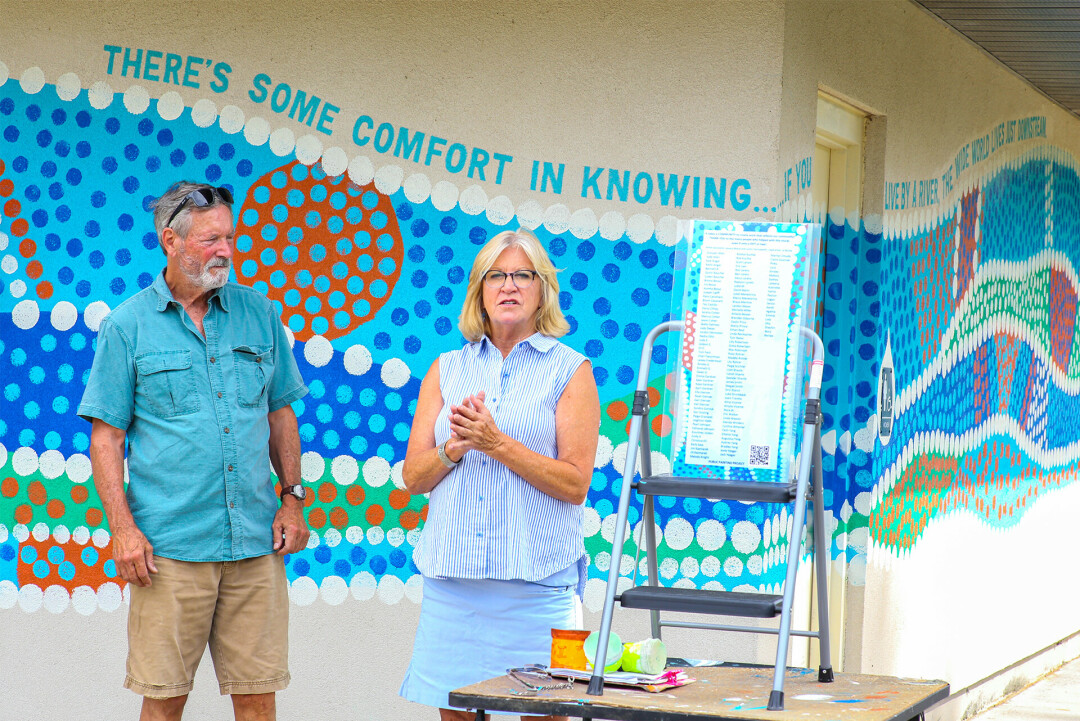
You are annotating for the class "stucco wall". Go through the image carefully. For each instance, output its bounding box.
[1,2,1079,719]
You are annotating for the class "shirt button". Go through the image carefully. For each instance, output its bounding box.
[224,427,230,434]
[227,464,234,471]
[210,356,216,363]
[256,357,261,363]
[229,502,235,508]
[477,532,483,537]
[217,392,223,398]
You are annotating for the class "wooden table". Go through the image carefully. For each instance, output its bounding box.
[449,665,949,721]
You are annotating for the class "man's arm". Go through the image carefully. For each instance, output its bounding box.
[90,419,157,587]
[268,405,310,554]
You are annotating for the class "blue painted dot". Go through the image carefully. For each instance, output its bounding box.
[440,216,457,234]
[469,226,488,245]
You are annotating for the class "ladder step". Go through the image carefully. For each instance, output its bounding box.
[636,475,797,502]
[619,586,783,618]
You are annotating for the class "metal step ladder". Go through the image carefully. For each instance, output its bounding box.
[586,321,833,711]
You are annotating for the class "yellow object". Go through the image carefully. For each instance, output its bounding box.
[621,638,667,675]
[550,628,591,670]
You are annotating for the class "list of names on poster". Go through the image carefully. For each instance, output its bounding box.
[685,230,798,468]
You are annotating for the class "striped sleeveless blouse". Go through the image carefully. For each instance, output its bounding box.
[413,333,589,584]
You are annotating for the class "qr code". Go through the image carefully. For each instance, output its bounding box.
[748,444,771,466]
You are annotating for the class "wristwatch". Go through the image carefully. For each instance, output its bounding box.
[436,440,459,469]
[280,484,307,502]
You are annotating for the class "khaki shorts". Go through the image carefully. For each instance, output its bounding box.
[125,554,290,698]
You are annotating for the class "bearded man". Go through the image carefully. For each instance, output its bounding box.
[78,181,310,721]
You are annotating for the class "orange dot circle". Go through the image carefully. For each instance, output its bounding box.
[388,489,410,510]
[0,178,11,196]
[46,499,66,519]
[647,387,661,407]
[365,504,385,525]
[303,492,315,507]
[71,485,89,504]
[14,505,33,525]
[329,507,349,528]
[318,481,337,503]
[607,401,629,422]
[86,508,103,526]
[308,508,327,529]
[420,504,429,522]
[346,485,366,505]
[27,480,47,505]
[399,510,420,530]
[36,281,53,299]
[4,198,20,217]
[651,414,672,437]
[1,477,18,498]
[26,260,42,279]
[11,218,28,236]
[19,238,36,257]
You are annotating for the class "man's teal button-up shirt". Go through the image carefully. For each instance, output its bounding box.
[78,273,308,562]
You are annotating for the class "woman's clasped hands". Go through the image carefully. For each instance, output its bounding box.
[448,391,504,457]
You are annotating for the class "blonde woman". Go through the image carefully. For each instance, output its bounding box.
[399,228,600,721]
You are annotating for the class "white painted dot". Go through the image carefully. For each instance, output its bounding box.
[0,232,8,251]
[626,214,655,244]
[83,300,111,332]
[19,584,43,612]
[680,556,700,579]
[331,455,359,485]
[190,98,218,128]
[350,571,377,601]
[1,254,17,273]
[381,358,411,389]
[366,526,385,545]
[13,524,29,543]
[303,334,333,367]
[406,528,421,547]
[374,164,404,195]
[724,556,744,577]
[570,208,598,239]
[218,104,245,134]
[363,456,392,487]
[156,91,184,121]
[12,447,39,477]
[19,67,46,94]
[66,453,92,484]
[402,173,432,204]
[583,577,607,612]
[12,299,40,330]
[50,301,78,331]
[595,551,611,572]
[854,491,872,516]
[300,451,325,483]
[71,586,98,616]
[431,181,459,212]
[290,577,319,606]
[656,216,679,246]
[600,514,630,544]
[659,557,679,579]
[88,81,114,110]
[700,556,721,577]
[594,435,613,468]
[459,185,487,215]
[295,134,323,165]
[0,581,15,610]
[92,529,111,548]
[0,62,8,87]
[731,520,761,554]
[283,325,296,348]
[515,200,544,230]
[0,525,6,544]
[123,85,150,115]
[9,279,26,298]
[323,528,342,547]
[387,527,405,547]
[55,72,82,102]
[543,204,571,234]
[306,532,320,550]
[32,522,50,542]
[582,506,601,538]
[43,585,71,614]
[72,526,90,545]
[405,574,424,604]
[696,519,726,551]
[598,211,626,241]
[0,442,6,469]
[378,575,405,605]
[244,116,271,147]
[269,127,296,157]
[345,526,364,544]
[664,517,694,551]
[52,525,71,544]
[38,450,65,480]
[391,460,406,490]
[343,344,372,375]
[348,155,375,187]
[320,576,349,606]
[486,195,515,226]
[746,555,763,575]
[320,147,349,178]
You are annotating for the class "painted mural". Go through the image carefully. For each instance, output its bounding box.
[1,58,1077,695]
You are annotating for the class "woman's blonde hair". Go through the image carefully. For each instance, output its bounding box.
[458,228,570,342]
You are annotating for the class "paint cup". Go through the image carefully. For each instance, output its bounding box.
[550,628,591,670]
[620,638,667,675]
[582,630,623,673]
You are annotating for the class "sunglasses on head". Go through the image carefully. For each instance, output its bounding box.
[165,186,234,228]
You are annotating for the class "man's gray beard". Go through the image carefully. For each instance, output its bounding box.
[188,260,231,290]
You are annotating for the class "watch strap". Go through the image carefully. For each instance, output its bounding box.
[280,484,304,501]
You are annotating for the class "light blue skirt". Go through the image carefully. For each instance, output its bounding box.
[399,576,577,710]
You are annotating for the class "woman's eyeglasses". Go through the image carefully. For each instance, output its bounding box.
[483,269,538,289]
[165,186,234,228]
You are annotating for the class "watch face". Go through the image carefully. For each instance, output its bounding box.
[291,486,307,500]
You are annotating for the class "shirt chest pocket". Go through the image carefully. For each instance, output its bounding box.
[233,345,274,408]
[135,350,200,418]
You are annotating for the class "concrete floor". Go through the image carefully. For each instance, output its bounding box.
[972,655,1080,720]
